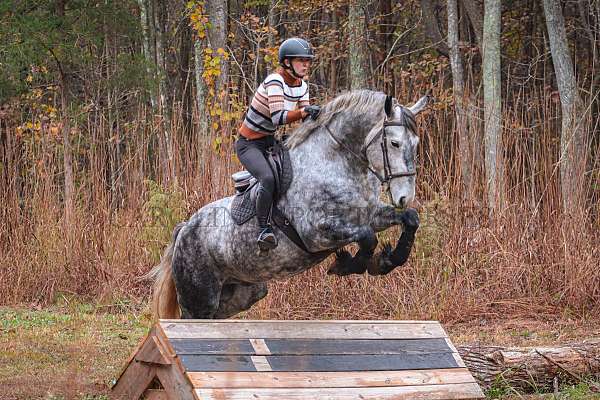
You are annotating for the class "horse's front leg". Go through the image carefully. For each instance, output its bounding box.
[369,205,420,276]
[318,219,378,276]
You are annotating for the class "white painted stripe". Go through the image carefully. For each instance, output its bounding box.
[249,338,271,355]
[250,355,272,372]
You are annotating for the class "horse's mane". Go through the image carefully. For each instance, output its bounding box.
[286,90,387,149]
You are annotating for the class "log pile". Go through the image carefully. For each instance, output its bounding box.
[458,340,600,390]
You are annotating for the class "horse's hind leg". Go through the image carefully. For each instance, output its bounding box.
[172,254,223,319]
[214,282,268,319]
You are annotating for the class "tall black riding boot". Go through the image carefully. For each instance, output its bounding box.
[256,185,278,250]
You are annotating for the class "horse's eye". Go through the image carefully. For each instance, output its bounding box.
[391,141,400,148]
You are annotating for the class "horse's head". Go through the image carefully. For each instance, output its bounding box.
[363,94,431,208]
[286,90,431,208]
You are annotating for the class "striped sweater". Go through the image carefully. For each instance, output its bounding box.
[239,68,310,139]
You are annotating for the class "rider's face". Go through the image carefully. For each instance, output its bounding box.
[288,58,312,77]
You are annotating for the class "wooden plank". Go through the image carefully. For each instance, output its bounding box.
[452,353,466,368]
[264,338,452,355]
[179,354,257,372]
[250,355,272,372]
[112,361,157,400]
[143,389,168,400]
[266,353,459,372]
[160,319,439,324]
[113,328,157,388]
[161,321,446,340]
[154,324,201,400]
[169,339,255,355]
[250,339,271,355]
[194,383,485,399]
[135,336,172,365]
[169,338,452,356]
[180,353,459,372]
[444,338,459,353]
[187,368,477,388]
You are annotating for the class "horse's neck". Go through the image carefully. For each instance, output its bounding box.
[285,123,380,207]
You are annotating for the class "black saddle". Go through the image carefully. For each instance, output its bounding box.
[230,140,293,225]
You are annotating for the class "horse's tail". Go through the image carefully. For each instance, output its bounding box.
[146,222,186,320]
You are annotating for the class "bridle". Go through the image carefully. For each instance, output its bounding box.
[323,108,417,192]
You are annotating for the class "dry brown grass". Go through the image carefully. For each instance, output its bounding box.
[0,75,598,323]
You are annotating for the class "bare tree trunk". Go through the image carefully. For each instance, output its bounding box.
[482,0,504,212]
[207,0,229,92]
[137,0,158,111]
[268,0,280,48]
[153,0,175,183]
[179,22,194,136]
[448,0,473,198]
[542,0,588,213]
[60,77,74,226]
[419,0,450,57]
[330,9,338,94]
[103,3,123,210]
[194,37,211,181]
[194,39,210,136]
[379,0,393,65]
[56,0,74,225]
[461,0,484,49]
[348,0,368,90]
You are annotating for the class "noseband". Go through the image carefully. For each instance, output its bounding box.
[323,110,417,190]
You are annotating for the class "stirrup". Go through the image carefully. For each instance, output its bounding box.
[257,227,278,250]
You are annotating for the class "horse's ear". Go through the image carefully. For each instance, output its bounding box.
[384,95,393,117]
[408,94,433,116]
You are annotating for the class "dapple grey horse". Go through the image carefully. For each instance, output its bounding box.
[150,90,431,319]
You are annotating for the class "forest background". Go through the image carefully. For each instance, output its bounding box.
[0,0,598,323]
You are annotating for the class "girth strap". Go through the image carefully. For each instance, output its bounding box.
[271,206,331,257]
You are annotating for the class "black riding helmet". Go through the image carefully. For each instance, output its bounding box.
[278,38,314,78]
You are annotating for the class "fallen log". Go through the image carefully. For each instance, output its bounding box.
[458,340,600,391]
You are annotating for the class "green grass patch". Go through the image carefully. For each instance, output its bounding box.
[0,304,152,399]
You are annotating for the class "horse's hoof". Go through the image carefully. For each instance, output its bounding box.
[368,242,393,276]
[327,249,354,276]
[401,209,420,232]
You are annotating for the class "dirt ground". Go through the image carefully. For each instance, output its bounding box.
[1,304,599,399]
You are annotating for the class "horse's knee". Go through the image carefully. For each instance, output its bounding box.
[237,282,268,309]
[357,227,378,254]
[253,283,268,303]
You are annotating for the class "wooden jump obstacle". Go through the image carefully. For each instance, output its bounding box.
[112,319,484,399]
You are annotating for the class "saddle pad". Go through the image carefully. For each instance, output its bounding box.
[230,143,293,226]
[230,185,256,225]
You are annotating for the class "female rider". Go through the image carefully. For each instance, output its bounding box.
[236,37,320,251]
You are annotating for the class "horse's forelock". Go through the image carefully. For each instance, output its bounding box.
[286,90,387,149]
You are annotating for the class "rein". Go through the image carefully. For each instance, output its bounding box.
[323,114,417,191]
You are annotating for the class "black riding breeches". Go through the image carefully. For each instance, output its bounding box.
[235,135,276,228]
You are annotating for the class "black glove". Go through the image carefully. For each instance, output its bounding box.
[303,105,321,121]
